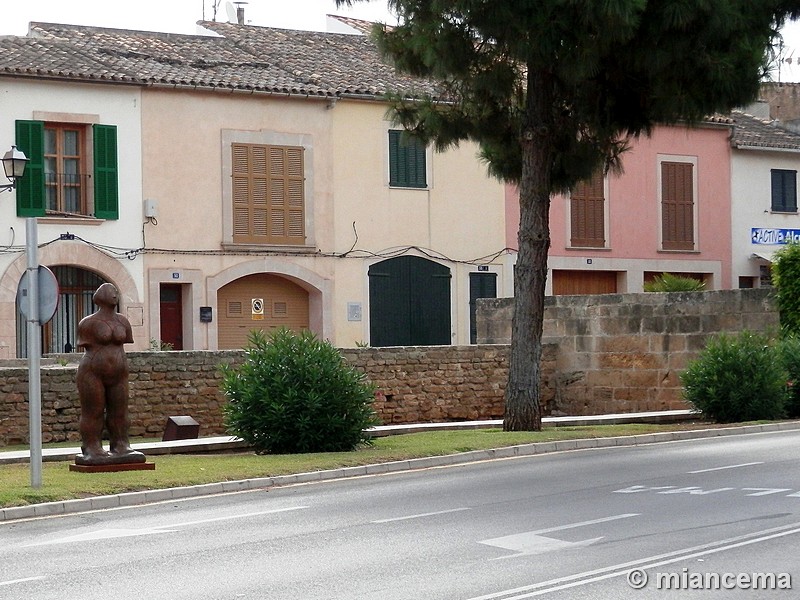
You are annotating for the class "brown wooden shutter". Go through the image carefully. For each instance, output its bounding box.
[661,162,694,251]
[570,171,605,247]
[232,143,305,245]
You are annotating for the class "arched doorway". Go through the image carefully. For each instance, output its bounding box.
[368,256,451,347]
[217,273,310,349]
[16,266,109,356]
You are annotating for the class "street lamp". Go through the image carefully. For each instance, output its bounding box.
[1,145,28,192]
[1,144,39,486]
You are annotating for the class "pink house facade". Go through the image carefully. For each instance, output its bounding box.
[505,121,733,294]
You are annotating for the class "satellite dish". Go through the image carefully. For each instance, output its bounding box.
[225,1,237,23]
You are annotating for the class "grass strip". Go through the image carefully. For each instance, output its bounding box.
[0,422,757,508]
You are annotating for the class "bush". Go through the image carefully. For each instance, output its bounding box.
[220,328,379,454]
[681,331,788,423]
[643,272,705,292]
[778,335,800,418]
[772,243,800,336]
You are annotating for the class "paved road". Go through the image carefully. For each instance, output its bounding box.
[2,429,799,599]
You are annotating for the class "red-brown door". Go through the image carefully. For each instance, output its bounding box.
[159,284,183,350]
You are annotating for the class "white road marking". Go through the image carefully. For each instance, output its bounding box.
[479,514,638,558]
[742,487,793,496]
[466,521,800,600]
[658,486,735,495]
[688,461,764,473]
[162,506,309,528]
[26,506,309,547]
[0,576,46,587]
[372,507,471,523]
[482,534,605,558]
[523,513,639,535]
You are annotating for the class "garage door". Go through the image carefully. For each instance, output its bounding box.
[551,270,618,295]
[217,274,309,349]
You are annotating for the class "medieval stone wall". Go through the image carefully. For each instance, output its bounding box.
[0,345,551,446]
[477,288,778,416]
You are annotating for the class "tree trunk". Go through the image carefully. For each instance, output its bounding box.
[503,69,554,432]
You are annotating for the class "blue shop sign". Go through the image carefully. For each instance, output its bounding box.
[751,228,800,245]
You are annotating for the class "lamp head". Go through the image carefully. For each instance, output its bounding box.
[1,146,28,189]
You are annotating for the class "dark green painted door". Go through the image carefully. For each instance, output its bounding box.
[368,256,451,347]
[469,272,497,344]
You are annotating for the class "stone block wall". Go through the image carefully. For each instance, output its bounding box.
[477,288,779,416]
[0,345,556,447]
[0,288,778,446]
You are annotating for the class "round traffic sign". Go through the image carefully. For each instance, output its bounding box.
[17,266,60,324]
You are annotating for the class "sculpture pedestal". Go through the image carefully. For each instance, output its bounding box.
[69,462,156,473]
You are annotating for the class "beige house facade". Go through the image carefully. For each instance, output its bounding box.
[0,21,507,357]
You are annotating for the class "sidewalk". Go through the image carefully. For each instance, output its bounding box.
[0,409,696,465]
[9,410,799,523]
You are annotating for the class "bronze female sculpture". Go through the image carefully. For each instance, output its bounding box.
[75,283,145,465]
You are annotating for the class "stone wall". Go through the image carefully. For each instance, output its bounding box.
[477,288,778,416]
[0,289,778,446]
[0,345,550,447]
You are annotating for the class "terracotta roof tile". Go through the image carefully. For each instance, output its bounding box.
[0,21,439,99]
[730,110,800,151]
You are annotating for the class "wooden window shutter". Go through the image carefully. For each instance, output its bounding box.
[389,130,426,188]
[570,171,605,247]
[771,169,797,212]
[93,124,119,220]
[661,161,694,251]
[231,143,305,245]
[14,120,46,217]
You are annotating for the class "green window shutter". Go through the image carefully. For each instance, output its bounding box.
[93,124,118,219]
[14,120,45,217]
[389,130,427,188]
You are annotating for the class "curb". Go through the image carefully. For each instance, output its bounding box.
[3,420,800,523]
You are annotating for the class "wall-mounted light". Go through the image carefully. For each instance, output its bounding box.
[1,145,28,192]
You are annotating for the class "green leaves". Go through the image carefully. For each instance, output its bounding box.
[643,272,706,292]
[681,331,788,423]
[773,243,800,336]
[220,328,379,454]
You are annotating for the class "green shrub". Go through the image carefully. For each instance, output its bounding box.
[220,328,379,454]
[681,331,788,423]
[772,243,800,336]
[778,335,800,418]
[643,272,705,292]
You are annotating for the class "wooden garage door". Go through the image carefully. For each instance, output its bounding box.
[552,270,618,296]
[217,274,309,349]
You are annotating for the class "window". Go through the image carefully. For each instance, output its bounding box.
[389,130,426,188]
[660,160,695,251]
[15,120,118,219]
[231,143,305,245]
[771,169,797,212]
[570,171,606,247]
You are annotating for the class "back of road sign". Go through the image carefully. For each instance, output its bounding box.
[17,265,60,324]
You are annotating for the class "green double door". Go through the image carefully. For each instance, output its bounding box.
[368,256,451,347]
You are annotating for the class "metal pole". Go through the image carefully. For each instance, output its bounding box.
[26,217,42,488]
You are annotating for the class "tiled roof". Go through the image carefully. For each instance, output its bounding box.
[730,110,800,151]
[325,14,383,35]
[0,21,440,99]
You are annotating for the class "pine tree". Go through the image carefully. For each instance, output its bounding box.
[338,0,800,430]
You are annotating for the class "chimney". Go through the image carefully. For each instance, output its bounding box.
[234,2,247,25]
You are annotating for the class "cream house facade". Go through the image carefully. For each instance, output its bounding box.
[0,74,146,358]
[729,109,800,288]
[0,21,507,356]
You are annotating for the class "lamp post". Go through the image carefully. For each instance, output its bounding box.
[1,146,40,487]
